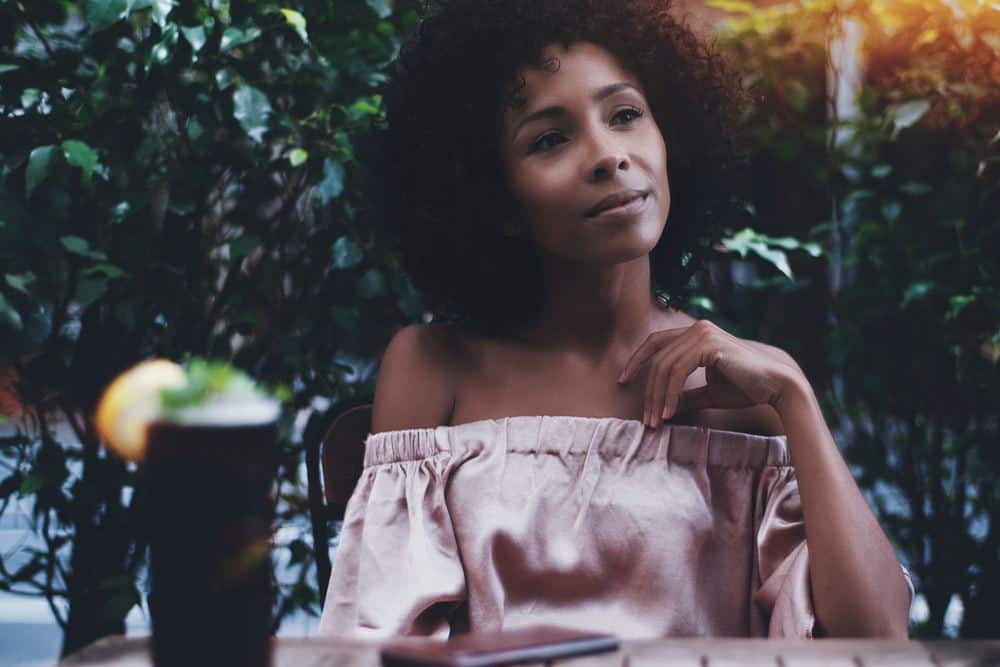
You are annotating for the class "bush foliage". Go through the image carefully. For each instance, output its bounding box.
[712,0,1000,638]
[0,0,424,655]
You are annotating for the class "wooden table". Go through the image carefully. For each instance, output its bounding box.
[58,635,1000,666]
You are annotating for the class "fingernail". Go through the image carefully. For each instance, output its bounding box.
[617,373,626,384]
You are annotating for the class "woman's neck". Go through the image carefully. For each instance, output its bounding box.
[512,254,674,360]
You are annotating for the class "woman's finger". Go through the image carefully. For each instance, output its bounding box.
[660,343,708,421]
[643,349,668,426]
[650,338,700,427]
[619,327,687,384]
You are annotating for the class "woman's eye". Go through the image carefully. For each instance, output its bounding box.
[528,108,643,154]
[530,132,566,153]
[612,107,643,125]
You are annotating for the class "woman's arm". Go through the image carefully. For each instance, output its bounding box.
[617,318,912,636]
[774,375,912,638]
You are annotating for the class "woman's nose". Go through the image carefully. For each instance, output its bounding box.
[587,142,630,182]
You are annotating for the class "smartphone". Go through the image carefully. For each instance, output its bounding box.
[379,624,620,667]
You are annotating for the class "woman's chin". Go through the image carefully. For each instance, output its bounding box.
[604,226,664,262]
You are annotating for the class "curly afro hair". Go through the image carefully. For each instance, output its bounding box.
[362,0,748,338]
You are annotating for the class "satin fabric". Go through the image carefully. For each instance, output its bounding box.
[317,415,915,639]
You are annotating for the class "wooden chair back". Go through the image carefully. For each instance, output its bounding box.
[307,399,372,603]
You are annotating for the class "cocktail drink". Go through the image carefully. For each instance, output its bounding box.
[145,402,278,667]
[95,360,282,667]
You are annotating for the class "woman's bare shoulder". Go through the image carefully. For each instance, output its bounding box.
[370,322,466,433]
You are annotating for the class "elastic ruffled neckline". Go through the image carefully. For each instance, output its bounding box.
[362,414,790,470]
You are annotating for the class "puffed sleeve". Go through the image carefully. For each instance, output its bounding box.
[317,429,467,639]
[750,463,917,638]
[750,465,816,638]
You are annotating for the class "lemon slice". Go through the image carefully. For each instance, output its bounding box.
[94,359,188,461]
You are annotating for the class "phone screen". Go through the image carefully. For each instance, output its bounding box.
[380,624,620,667]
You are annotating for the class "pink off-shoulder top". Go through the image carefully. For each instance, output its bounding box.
[317,415,915,639]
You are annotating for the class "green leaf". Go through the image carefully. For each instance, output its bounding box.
[127,0,172,25]
[331,236,362,269]
[329,305,358,329]
[229,234,261,259]
[21,88,41,109]
[764,236,823,258]
[751,244,793,280]
[888,100,930,140]
[160,358,274,415]
[61,140,105,181]
[181,25,206,52]
[289,148,309,167]
[901,281,933,308]
[97,575,135,592]
[316,159,344,204]
[358,268,386,298]
[26,145,57,197]
[721,229,796,278]
[871,164,892,179]
[272,384,292,403]
[350,98,380,117]
[220,26,262,52]
[0,293,22,331]
[801,242,822,258]
[83,263,129,279]
[100,583,141,626]
[899,181,931,196]
[288,538,310,565]
[5,272,36,294]
[110,201,131,224]
[365,0,393,19]
[60,235,108,261]
[149,0,173,27]
[18,473,43,496]
[689,296,715,312]
[280,8,309,43]
[87,0,130,33]
[148,23,179,66]
[232,85,272,143]
[881,200,903,222]
[0,65,18,74]
[947,294,976,320]
[215,68,237,90]
[76,276,109,310]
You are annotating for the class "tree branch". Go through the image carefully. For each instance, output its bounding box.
[41,508,68,628]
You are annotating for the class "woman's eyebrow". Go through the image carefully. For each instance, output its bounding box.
[509,81,641,144]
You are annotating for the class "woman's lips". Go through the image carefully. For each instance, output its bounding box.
[586,193,648,219]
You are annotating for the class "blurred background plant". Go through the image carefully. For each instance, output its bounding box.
[708,0,1000,639]
[0,0,996,658]
[0,0,424,656]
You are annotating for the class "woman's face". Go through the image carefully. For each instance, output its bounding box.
[499,41,670,265]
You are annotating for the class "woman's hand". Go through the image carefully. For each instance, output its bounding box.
[618,319,806,428]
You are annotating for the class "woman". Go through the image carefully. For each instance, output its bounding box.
[318,0,914,639]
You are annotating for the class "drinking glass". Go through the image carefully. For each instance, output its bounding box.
[144,412,278,667]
